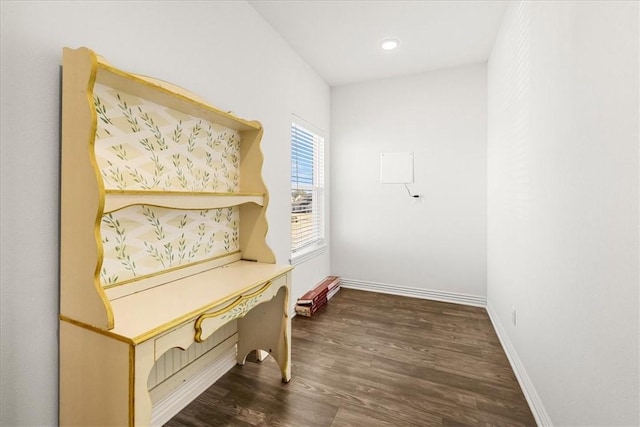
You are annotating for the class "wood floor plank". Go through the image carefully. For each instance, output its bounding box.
[165,288,536,427]
[329,406,398,427]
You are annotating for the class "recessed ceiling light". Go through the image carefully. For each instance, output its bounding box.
[380,38,400,51]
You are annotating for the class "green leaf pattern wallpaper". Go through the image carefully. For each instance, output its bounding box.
[221,294,261,322]
[100,205,239,287]
[92,83,243,288]
[93,83,241,192]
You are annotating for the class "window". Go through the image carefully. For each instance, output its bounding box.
[291,119,325,261]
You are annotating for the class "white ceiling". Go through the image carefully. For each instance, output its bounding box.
[249,0,509,87]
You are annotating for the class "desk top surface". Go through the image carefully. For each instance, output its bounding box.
[108,260,292,342]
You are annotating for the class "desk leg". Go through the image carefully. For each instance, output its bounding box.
[237,285,291,382]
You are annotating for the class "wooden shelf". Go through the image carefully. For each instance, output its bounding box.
[103,190,265,213]
[60,47,291,426]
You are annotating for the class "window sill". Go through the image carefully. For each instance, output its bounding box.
[290,244,327,266]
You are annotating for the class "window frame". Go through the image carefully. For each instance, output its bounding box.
[290,116,326,265]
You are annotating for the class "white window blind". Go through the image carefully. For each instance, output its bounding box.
[291,121,324,256]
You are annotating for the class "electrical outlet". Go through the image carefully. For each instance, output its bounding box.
[511,307,517,326]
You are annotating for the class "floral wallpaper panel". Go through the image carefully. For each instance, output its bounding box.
[93,83,240,192]
[100,205,239,287]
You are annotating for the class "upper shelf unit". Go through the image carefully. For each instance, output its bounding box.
[60,47,275,330]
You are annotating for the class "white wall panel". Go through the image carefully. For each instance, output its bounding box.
[487,1,639,425]
[331,64,487,299]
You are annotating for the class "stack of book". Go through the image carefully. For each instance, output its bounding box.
[294,276,341,317]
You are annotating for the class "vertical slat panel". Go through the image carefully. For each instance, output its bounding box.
[148,319,239,389]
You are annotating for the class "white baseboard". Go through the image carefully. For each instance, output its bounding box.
[150,342,237,426]
[486,301,552,427]
[339,278,486,307]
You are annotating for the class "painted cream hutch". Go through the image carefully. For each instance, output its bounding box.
[59,47,292,426]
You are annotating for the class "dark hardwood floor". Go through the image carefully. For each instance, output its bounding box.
[165,288,536,427]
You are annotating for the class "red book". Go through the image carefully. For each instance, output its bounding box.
[297,288,328,306]
[297,276,340,305]
[295,295,328,317]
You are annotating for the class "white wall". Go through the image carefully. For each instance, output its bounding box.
[487,1,639,425]
[0,1,329,425]
[331,64,487,303]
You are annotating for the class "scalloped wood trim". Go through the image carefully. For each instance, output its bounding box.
[60,47,114,329]
[239,126,275,263]
[194,280,272,342]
